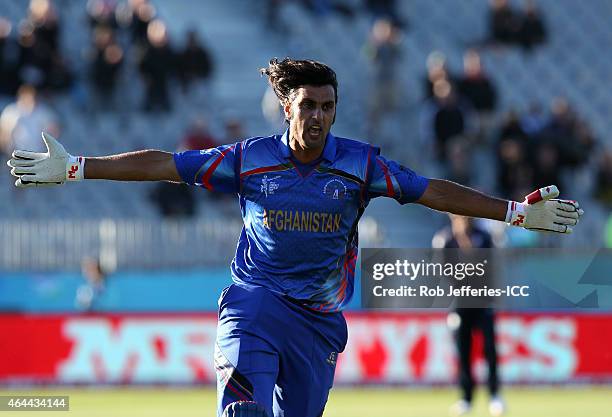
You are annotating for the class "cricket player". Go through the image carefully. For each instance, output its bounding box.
[6,58,583,417]
[433,215,503,416]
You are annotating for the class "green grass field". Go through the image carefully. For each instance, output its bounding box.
[1,387,610,416]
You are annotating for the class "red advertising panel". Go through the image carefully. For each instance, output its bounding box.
[1,313,611,384]
[336,312,612,384]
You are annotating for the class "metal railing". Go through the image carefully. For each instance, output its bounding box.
[0,217,383,271]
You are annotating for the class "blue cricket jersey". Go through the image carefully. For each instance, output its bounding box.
[174,131,429,312]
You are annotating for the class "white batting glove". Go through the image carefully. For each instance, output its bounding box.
[6,132,84,188]
[506,185,584,234]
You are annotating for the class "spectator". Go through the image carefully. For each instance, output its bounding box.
[88,26,124,111]
[520,102,547,137]
[126,0,156,46]
[562,119,595,168]
[457,49,497,114]
[180,119,219,151]
[539,98,594,169]
[364,0,404,27]
[75,257,107,312]
[496,137,532,200]
[0,18,20,96]
[17,19,51,88]
[27,0,60,55]
[17,0,72,91]
[86,0,119,31]
[0,84,59,155]
[420,79,473,161]
[488,0,521,46]
[446,137,474,186]
[519,0,546,51]
[46,48,73,91]
[139,19,175,112]
[531,141,562,191]
[177,29,213,94]
[540,97,574,142]
[496,111,532,200]
[499,109,528,141]
[364,18,402,137]
[424,50,452,99]
[149,181,196,218]
[150,133,198,218]
[457,49,497,141]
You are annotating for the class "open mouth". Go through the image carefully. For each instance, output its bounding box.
[308,125,322,136]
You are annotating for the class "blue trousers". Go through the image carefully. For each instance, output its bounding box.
[215,284,348,417]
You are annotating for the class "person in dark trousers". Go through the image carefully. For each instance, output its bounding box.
[177,30,213,93]
[433,214,505,416]
[139,20,175,112]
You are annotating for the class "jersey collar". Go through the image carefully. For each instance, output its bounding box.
[279,129,337,162]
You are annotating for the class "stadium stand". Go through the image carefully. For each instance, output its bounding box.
[0,0,610,266]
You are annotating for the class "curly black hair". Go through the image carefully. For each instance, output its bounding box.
[260,58,338,106]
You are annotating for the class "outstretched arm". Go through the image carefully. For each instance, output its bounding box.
[416,179,583,234]
[85,150,180,182]
[7,133,181,186]
[367,154,583,234]
[416,179,507,221]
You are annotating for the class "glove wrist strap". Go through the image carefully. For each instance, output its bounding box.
[66,156,85,181]
[506,201,527,227]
